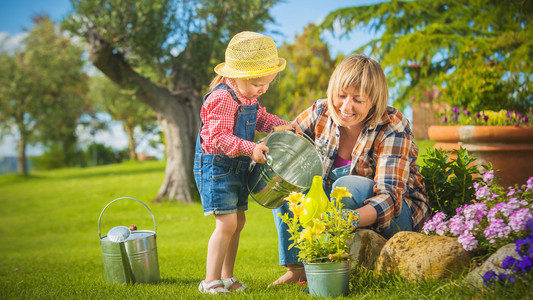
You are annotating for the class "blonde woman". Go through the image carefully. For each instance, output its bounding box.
[271,54,431,285]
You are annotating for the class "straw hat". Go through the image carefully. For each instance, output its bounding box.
[214,31,286,79]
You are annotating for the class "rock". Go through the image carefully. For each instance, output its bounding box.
[349,229,387,270]
[376,231,474,280]
[465,243,519,287]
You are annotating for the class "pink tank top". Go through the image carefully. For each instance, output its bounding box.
[333,155,351,168]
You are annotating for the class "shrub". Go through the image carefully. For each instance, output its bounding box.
[423,171,533,255]
[420,147,492,216]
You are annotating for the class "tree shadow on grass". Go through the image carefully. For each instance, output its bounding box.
[0,173,45,187]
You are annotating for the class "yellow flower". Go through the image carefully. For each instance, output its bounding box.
[285,192,305,204]
[330,186,352,200]
[289,203,306,218]
[311,219,325,235]
[298,227,313,244]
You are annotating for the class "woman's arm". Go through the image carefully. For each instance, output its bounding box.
[365,130,413,231]
[355,204,378,227]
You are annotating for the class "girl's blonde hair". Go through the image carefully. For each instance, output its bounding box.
[209,75,225,90]
[327,54,389,128]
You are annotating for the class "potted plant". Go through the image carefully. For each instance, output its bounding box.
[428,108,533,187]
[278,185,359,298]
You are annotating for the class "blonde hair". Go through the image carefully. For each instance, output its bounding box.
[209,75,225,90]
[327,54,388,128]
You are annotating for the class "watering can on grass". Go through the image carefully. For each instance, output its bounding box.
[98,197,160,284]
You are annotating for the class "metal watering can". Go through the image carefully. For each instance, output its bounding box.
[247,126,324,209]
[98,197,160,284]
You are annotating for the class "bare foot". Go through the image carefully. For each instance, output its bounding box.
[268,268,306,287]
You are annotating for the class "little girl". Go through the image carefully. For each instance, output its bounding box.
[194,31,291,294]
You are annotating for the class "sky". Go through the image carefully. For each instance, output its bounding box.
[0,0,385,157]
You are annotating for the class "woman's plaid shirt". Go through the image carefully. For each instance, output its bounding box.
[295,99,431,232]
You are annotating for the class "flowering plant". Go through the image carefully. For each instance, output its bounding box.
[439,107,533,127]
[278,187,359,263]
[423,171,533,254]
[483,219,533,286]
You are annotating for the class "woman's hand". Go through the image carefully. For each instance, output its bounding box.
[291,123,302,134]
[252,144,269,164]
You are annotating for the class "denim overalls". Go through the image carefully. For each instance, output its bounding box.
[193,84,258,216]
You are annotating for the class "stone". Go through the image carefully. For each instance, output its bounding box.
[349,229,387,270]
[376,231,474,280]
[465,243,519,287]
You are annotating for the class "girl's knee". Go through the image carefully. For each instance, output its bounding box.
[236,211,246,232]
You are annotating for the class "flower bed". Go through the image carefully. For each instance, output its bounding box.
[423,171,533,254]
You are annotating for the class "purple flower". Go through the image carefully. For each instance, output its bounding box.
[515,237,532,257]
[443,116,448,123]
[502,256,517,270]
[453,107,460,114]
[483,270,498,284]
[484,115,489,122]
[516,256,532,273]
[465,110,471,116]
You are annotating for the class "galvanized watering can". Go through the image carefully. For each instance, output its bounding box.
[98,197,160,284]
[247,128,324,209]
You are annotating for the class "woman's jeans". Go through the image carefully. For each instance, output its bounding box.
[272,174,413,266]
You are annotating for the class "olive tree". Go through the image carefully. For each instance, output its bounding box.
[64,0,281,202]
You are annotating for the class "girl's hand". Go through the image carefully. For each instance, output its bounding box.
[252,144,269,164]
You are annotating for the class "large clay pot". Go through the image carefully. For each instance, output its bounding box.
[428,125,533,187]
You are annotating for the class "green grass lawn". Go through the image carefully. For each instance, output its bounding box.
[0,152,528,299]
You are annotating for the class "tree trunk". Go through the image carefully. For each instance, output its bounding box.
[123,122,137,160]
[17,135,27,176]
[86,29,201,203]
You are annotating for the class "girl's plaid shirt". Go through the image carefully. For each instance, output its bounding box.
[296,99,431,232]
[199,79,288,158]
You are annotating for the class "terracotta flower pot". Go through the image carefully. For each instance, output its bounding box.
[428,125,533,187]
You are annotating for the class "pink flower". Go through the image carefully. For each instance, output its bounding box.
[483,218,511,243]
[482,170,494,184]
[527,177,533,192]
[508,208,533,232]
[423,212,447,234]
[458,232,478,251]
[449,214,466,235]
[475,185,491,200]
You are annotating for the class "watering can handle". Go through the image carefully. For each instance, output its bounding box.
[272,124,294,132]
[98,197,157,239]
[272,125,326,157]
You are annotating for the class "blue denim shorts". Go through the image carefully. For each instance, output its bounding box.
[193,153,250,215]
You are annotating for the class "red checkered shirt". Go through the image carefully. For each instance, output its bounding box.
[199,79,289,158]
